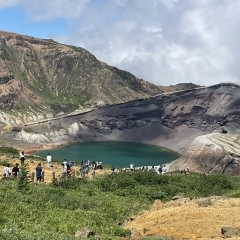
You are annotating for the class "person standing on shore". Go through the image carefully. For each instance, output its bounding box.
[158,166,163,175]
[46,153,52,168]
[62,163,68,178]
[3,164,11,177]
[36,163,42,183]
[62,159,67,168]
[19,151,25,165]
[91,162,96,179]
[12,163,20,177]
[80,161,85,177]
[130,163,134,172]
[98,161,103,170]
[162,165,167,174]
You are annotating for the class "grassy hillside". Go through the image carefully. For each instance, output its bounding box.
[0,157,240,239]
[0,30,162,119]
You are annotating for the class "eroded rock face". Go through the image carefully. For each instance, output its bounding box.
[168,133,240,174]
[11,82,240,175]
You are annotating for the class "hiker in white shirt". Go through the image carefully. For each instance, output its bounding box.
[3,164,11,177]
[162,165,167,174]
[46,153,52,168]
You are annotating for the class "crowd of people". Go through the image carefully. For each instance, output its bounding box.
[122,163,168,174]
[1,151,105,182]
[78,160,103,178]
[2,151,25,178]
[2,151,189,183]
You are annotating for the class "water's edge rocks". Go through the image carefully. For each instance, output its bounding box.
[6,82,240,175]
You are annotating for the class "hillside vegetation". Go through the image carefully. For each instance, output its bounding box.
[0,147,240,239]
[0,30,162,125]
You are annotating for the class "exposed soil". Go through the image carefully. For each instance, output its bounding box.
[0,134,44,152]
[124,196,240,239]
[0,134,66,154]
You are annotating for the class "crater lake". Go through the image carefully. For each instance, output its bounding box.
[35,141,180,168]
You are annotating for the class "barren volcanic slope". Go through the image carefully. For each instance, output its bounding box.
[10,82,240,176]
[0,30,161,126]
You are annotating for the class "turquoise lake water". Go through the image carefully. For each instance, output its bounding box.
[35,141,180,168]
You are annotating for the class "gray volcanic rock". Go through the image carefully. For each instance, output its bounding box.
[168,133,240,175]
[11,82,240,175]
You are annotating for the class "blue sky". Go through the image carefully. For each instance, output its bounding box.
[0,0,240,86]
[0,6,68,39]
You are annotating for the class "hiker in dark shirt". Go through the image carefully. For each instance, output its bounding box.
[36,163,42,183]
[12,163,20,177]
[67,163,72,177]
[19,151,25,165]
[158,166,162,175]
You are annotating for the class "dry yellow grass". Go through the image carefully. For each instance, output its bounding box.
[124,197,240,239]
[0,154,111,183]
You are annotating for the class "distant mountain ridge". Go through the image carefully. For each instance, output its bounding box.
[0,30,164,125]
[158,83,201,93]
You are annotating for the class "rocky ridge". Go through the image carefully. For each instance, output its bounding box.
[7,82,240,175]
[0,30,162,125]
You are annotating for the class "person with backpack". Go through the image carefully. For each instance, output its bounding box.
[162,165,167,174]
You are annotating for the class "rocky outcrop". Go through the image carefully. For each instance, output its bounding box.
[75,227,95,238]
[221,227,240,238]
[8,82,240,175]
[168,133,240,175]
[0,74,14,84]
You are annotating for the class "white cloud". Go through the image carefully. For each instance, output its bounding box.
[24,0,90,21]
[1,0,240,86]
[0,0,24,9]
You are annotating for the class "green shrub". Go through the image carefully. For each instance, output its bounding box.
[0,169,238,239]
[0,147,19,155]
[228,192,240,198]
[0,160,12,167]
[96,172,138,191]
[17,164,30,190]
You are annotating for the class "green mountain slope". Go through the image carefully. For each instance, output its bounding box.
[0,30,162,125]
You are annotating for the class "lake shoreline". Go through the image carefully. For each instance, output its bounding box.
[11,123,202,160]
[25,140,181,156]
[33,141,180,168]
